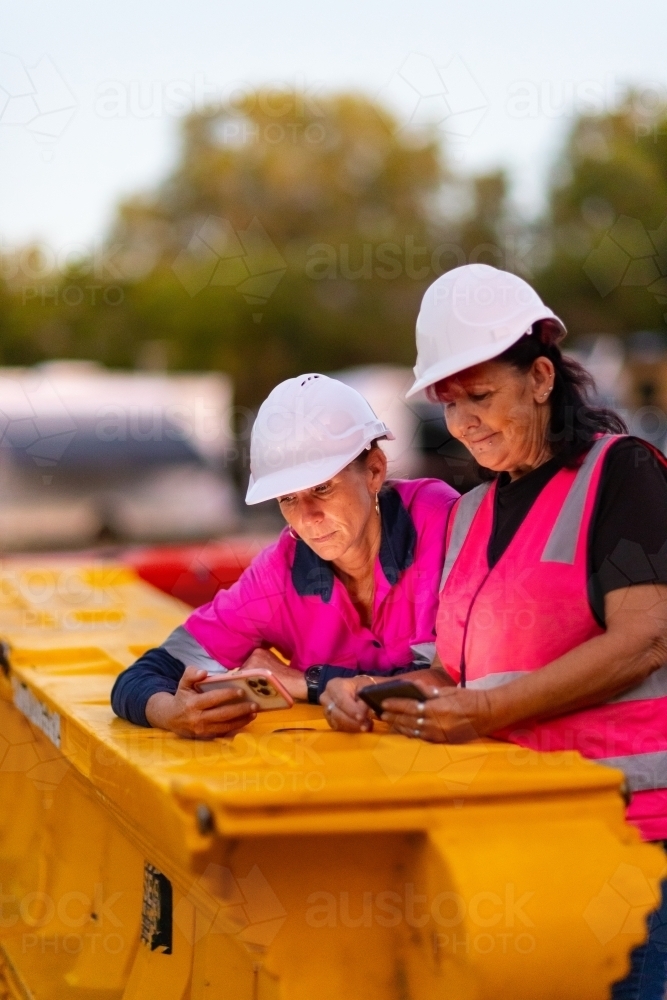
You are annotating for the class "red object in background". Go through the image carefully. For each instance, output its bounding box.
[125,535,277,607]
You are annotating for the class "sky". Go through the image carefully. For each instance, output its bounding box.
[2,0,667,258]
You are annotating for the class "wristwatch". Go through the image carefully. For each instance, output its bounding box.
[305,665,324,704]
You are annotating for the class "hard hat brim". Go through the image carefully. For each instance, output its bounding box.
[245,428,395,505]
[405,310,566,399]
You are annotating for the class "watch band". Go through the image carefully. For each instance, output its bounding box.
[305,665,324,704]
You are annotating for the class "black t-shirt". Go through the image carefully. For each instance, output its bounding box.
[487,438,667,626]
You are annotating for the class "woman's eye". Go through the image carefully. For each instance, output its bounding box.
[469,392,490,403]
[314,484,331,494]
[279,495,295,505]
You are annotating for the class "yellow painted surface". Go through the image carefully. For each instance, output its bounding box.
[0,558,665,999]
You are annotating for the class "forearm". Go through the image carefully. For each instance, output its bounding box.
[110,647,184,727]
[145,691,177,729]
[316,662,452,701]
[487,629,663,733]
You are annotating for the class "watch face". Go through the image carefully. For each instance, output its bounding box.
[305,665,323,683]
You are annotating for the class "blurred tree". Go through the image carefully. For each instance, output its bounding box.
[458,170,509,267]
[534,94,667,337]
[10,87,667,404]
[90,92,450,406]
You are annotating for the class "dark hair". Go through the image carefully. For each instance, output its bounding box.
[351,439,384,467]
[429,320,627,467]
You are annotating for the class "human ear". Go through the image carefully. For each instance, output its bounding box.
[530,357,555,403]
[366,446,388,492]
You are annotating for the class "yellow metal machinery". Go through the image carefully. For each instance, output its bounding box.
[0,556,664,999]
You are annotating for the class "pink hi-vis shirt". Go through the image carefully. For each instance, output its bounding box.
[184,479,458,673]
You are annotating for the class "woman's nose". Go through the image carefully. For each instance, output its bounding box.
[300,500,324,523]
[445,403,479,441]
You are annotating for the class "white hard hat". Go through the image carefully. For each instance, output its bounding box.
[245,373,394,505]
[405,264,566,398]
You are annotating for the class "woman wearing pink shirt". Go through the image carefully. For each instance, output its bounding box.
[111,373,458,738]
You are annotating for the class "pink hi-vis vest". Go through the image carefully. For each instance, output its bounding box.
[436,435,667,841]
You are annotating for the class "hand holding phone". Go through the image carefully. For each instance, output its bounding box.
[195,667,294,711]
[357,678,427,718]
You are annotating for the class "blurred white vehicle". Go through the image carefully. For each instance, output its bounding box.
[0,361,238,549]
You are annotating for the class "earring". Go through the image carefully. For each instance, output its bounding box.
[288,527,299,541]
[375,492,380,515]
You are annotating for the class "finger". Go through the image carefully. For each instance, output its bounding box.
[325,700,372,733]
[179,665,209,691]
[381,710,424,729]
[394,723,437,742]
[380,697,422,716]
[200,714,259,739]
[194,685,248,710]
[392,721,419,738]
[336,693,370,722]
[199,699,259,724]
[411,679,445,699]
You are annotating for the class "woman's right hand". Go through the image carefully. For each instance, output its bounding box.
[145,665,258,738]
[320,676,375,733]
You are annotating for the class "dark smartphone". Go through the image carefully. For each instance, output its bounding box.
[357,678,425,717]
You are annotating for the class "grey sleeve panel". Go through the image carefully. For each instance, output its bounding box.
[161,625,227,672]
[541,436,614,564]
[440,482,493,590]
[410,642,437,665]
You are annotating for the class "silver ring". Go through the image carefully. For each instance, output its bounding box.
[416,716,425,727]
[416,701,426,714]
[413,727,421,739]
[325,702,334,716]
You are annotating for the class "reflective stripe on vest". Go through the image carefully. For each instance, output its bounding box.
[466,663,667,705]
[541,436,612,563]
[596,751,667,793]
[440,482,492,590]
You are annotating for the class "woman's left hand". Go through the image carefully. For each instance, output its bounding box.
[381,682,494,743]
[241,648,308,700]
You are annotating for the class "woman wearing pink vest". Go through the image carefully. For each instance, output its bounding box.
[324,264,667,998]
[380,264,667,1000]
